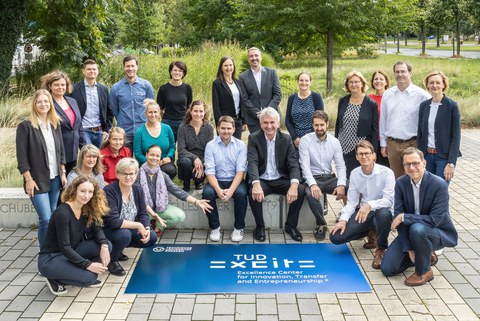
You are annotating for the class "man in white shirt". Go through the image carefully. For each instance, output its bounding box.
[379,61,430,178]
[330,140,395,269]
[299,111,347,240]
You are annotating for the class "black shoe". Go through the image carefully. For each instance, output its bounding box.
[108,261,126,276]
[254,226,266,242]
[195,182,205,190]
[89,279,104,288]
[285,225,303,242]
[314,225,327,241]
[46,279,68,296]
[118,253,129,261]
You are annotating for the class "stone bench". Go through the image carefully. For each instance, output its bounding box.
[0,188,323,230]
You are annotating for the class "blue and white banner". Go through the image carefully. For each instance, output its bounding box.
[126,244,371,294]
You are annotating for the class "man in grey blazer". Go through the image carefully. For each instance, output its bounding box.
[239,47,282,134]
[71,59,113,148]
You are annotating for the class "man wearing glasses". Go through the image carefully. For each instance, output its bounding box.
[381,147,458,286]
[330,140,395,270]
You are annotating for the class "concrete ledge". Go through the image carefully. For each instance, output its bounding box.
[0,188,320,230]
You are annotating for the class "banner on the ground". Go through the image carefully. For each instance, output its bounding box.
[125,243,371,294]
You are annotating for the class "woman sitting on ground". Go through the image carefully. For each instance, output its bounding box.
[177,100,214,191]
[67,144,105,188]
[138,145,212,236]
[100,127,131,185]
[38,175,111,296]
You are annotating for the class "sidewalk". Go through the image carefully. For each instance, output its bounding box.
[0,129,478,321]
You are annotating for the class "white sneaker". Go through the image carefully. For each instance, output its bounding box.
[231,228,244,242]
[209,227,221,242]
[435,249,444,256]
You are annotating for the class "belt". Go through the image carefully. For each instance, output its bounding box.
[427,147,438,154]
[388,136,417,144]
[86,126,102,132]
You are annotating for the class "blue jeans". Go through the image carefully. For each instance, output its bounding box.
[84,130,103,148]
[31,176,61,248]
[330,207,392,249]
[103,227,157,261]
[425,153,448,181]
[381,222,443,276]
[162,119,181,142]
[202,180,248,229]
[38,239,112,287]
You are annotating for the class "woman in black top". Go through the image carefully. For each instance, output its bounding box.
[212,56,244,139]
[157,61,193,141]
[38,175,111,296]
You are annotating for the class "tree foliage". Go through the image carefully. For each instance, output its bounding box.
[0,0,27,90]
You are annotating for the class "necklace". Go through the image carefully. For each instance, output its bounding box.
[225,78,234,85]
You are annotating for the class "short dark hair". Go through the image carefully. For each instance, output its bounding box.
[355,140,375,154]
[218,115,235,128]
[123,55,138,66]
[402,147,424,161]
[393,61,412,73]
[169,61,187,79]
[83,59,97,68]
[311,110,329,124]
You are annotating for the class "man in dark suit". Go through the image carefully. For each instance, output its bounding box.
[239,47,282,134]
[248,107,305,242]
[381,147,458,286]
[71,59,113,148]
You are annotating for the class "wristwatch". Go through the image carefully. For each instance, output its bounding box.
[447,163,455,168]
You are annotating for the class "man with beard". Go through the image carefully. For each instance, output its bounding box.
[299,111,347,240]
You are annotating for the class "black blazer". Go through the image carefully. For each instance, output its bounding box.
[54,96,86,163]
[70,81,113,132]
[238,67,282,126]
[16,120,66,194]
[417,96,461,165]
[211,78,243,125]
[335,94,379,152]
[247,129,300,184]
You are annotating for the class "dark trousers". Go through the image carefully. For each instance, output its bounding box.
[38,239,112,287]
[330,207,392,249]
[381,223,443,276]
[177,157,204,189]
[305,174,342,226]
[202,180,248,229]
[103,228,157,261]
[162,118,181,142]
[160,162,177,180]
[248,178,305,228]
[233,118,243,140]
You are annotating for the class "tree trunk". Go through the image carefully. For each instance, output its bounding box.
[325,29,334,96]
[404,31,408,46]
[420,22,426,55]
[397,34,400,53]
[456,18,461,56]
[384,33,387,54]
[437,28,440,47]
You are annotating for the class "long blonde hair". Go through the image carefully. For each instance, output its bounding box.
[29,90,61,129]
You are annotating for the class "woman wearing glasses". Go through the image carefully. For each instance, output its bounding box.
[102,158,157,276]
[335,71,378,178]
[417,71,461,182]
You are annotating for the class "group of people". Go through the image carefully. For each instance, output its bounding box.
[15,45,460,295]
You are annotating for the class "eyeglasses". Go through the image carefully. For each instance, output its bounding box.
[120,172,136,178]
[348,80,362,85]
[403,161,422,168]
[356,152,372,157]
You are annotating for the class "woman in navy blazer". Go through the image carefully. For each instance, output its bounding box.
[16,90,67,248]
[335,71,379,178]
[212,56,244,139]
[41,71,86,174]
[417,71,461,182]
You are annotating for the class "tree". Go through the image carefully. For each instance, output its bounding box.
[0,0,27,90]
[117,0,166,50]
[24,0,127,68]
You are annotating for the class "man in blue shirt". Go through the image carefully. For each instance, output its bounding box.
[202,116,248,242]
[109,55,154,151]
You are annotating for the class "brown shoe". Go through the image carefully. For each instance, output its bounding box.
[372,248,385,269]
[363,229,377,249]
[404,269,434,286]
[430,252,438,266]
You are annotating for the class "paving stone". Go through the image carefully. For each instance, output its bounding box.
[20,301,50,318]
[88,297,114,314]
[316,294,339,304]
[46,296,74,313]
[447,304,479,321]
[339,299,364,316]
[5,295,35,312]
[38,312,63,321]
[234,303,256,320]
[464,298,480,315]
[0,311,22,321]
[235,295,256,304]
[0,301,9,314]
[75,287,101,302]
[452,263,479,275]
[83,314,107,321]
[451,283,480,299]
[63,302,91,319]
[213,316,235,321]
[297,298,320,315]
[464,274,480,288]
[214,298,235,315]
[256,298,277,315]
[257,316,280,321]
[192,303,214,320]
[129,297,154,314]
[0,285,24,300]
[363,304,389,321]
[149,302,173,320]
[319,304,344,321]
[155,294,176,303]
[196,295,216,304]
[105,302,132,319]
[275,294,296,304]
[172,298,195,314]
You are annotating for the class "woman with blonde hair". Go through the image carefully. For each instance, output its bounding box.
[41,70,86,174]
[177,100,214,191]
[134,98,176,178]
[335,71,378,177]
[38,175,111,295]
[100,127,131,184]
[67,144,105,188]
[16,89,67,248]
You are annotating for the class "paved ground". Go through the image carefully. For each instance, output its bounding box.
[0,129,479,321]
